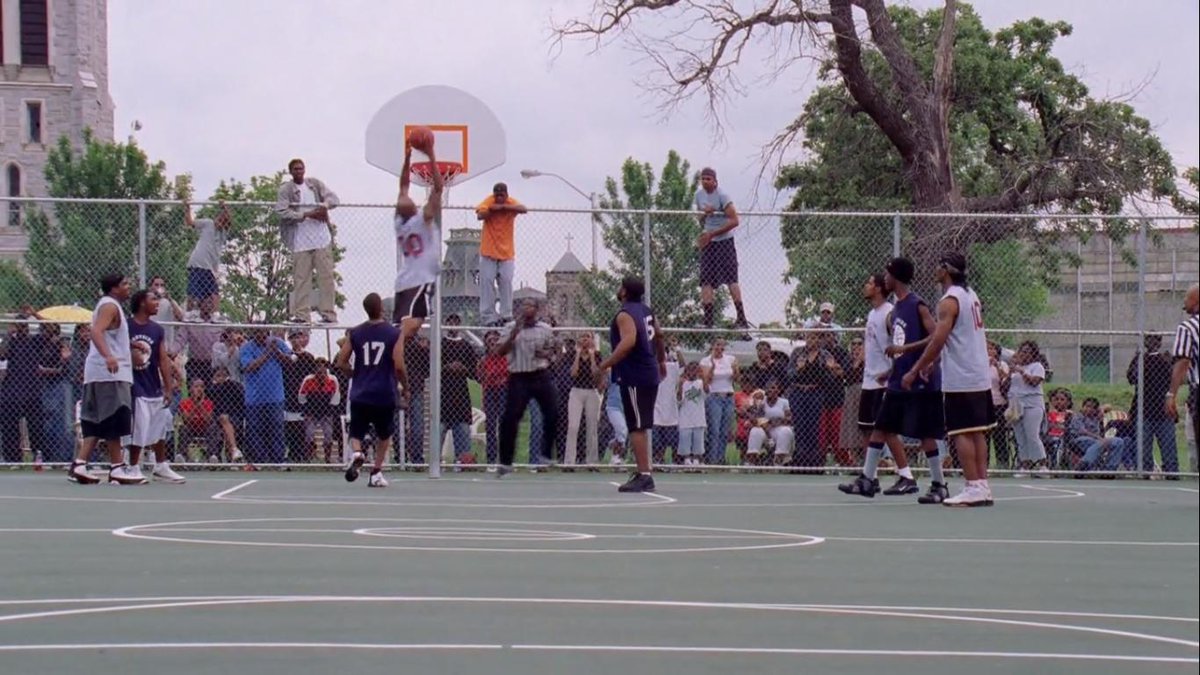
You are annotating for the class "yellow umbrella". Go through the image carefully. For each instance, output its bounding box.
[37,305,93,323]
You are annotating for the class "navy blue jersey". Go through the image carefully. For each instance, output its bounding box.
[610,301,660,387]
[349,321,401,406]
[887,292,941,392]
[129,318,166,398]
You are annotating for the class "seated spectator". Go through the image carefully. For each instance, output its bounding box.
[746,380,793,465]
[178,379,221,462]
[208,367,245,463]
[298,358,341,464]
[1070,397,1125,474]
[734,375,756,460]
[1044,387,1073,466]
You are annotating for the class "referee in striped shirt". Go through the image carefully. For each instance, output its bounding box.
[1165,284,1199,453]
[496,298,559,476]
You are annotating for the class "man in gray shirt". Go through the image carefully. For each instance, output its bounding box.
[183,200,231,322]
[695,167,748,329]
[496,298,559,476]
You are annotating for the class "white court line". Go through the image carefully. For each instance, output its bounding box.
[513,645,1198,663]
[0,596,1193,649]
[0,528,110,533]
[0,643,1191,663]
[0,596,1193,624]
[607,481,677,504]
[827,536,1198,547]
[1177,487,1199,493]
[210,480,257,500]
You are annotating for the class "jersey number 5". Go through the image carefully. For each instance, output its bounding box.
[360,341,386,366]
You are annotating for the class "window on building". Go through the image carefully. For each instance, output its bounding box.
[6,164,21,227]
[1080,345,1111,384]
[19,0,49,66]
[26,101,42,144]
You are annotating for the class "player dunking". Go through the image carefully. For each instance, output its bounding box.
[68,273,140,485]
[335,293,403,488]
[393,140,444,395]
[906,253,996,507]
[127,289,184,484]
[596,276,667,493]
[838,273,908,498]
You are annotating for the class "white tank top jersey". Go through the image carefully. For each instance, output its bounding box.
[83,295,133,384]
[861,301,893,390]
[940,285,990,393]
[394,211,440,292]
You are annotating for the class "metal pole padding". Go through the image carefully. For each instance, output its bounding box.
[138,201,148,288]
[642,209,652,306]
[1135,220,1147,476]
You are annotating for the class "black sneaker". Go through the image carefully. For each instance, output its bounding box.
[837,473,880,498]
[344,452,364,482]
[883,476,920,496]
[495,465,514,479]
[617,473,656,493]
[917,481,949,504]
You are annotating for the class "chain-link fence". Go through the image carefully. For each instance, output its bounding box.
[1,196,1196,478]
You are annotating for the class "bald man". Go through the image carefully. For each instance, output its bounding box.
[1166,284,1200,462]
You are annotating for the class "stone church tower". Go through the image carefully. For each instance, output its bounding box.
[545,246,587,327]
[1,0,114,256]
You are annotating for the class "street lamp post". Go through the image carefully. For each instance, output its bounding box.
[520,169,598,269]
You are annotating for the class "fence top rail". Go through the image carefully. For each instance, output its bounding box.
[0,316,1169,338]
[2,196,1196,223]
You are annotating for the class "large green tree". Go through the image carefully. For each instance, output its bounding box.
[9,131,190,309]
[203,173,346,323]
[579,151,722,332]
[556,1,1181,323]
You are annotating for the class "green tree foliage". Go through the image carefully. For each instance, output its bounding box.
[203,173,345,323]
[578,151,720,332]
[13,131,190,309]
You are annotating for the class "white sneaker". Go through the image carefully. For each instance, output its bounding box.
[1012,471,1029,479]
[231,448,244,463]
[109,464,149,485]
[610,455,624,466]
[943,482,992,507]
[1033,465,1051,478]
[368,470,388,488]
[153,462,186,484]
[67,461,99,485]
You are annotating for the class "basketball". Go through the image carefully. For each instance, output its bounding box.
[408,126,435,154]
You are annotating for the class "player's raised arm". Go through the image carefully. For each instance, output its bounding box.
[398,146,413,206]
[423,146,444,225]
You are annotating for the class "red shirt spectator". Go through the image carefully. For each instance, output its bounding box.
[478,352,509,390]
[180,387,215,433]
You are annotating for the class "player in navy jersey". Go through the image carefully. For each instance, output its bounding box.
[127,289,182,484]
[842,258,948,502]
[596,276,667,493]
[335,293,403,488]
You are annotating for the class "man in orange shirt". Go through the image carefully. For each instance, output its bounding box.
[476,182,528,326]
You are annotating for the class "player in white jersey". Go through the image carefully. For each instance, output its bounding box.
[392,142,444,396]
[839,272,919,499]
[906,253,996,507]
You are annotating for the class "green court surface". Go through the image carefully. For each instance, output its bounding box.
[0,471,1196,674]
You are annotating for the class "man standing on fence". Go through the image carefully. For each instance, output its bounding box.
[183,199,231,322]
[68,273,140,484]
[695,168,749,329]
[596,276,667,493]
[905,253,995,507]
[275,159,340,324]
[476,182,527,327]
[1166,284,1199,460]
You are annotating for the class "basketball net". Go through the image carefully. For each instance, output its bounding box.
[410,161,462,207]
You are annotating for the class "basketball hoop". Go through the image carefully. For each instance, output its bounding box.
[410,161,463,187]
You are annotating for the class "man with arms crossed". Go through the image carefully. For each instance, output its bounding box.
[336,293,404,488]
[127,289,184,484]
[68,273,140,485]
[392,143,445,394]
[906,253,996,507]
[596,276,667,493]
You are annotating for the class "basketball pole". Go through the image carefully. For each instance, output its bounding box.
[428,182,448,479]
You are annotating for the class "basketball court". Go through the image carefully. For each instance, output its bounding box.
[0,472,1195,674]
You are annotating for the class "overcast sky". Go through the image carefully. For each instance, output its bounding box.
[109,0,1199,329]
